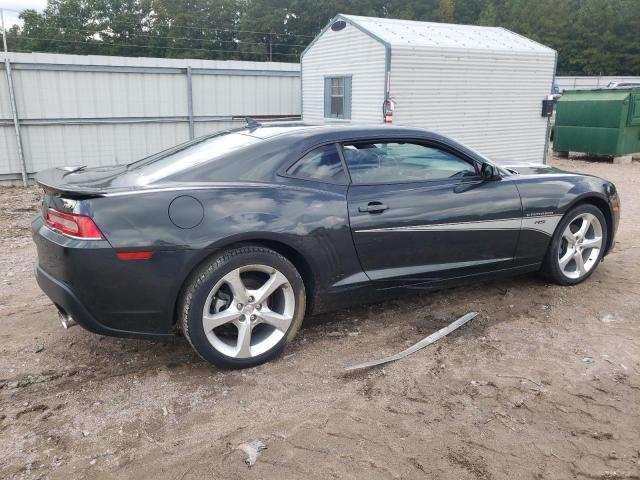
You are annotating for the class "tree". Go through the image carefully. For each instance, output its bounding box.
[438,0,455,23]
[5,0,640,75]
[477,2,498,26]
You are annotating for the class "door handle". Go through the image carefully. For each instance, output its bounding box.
[358,202,389,213]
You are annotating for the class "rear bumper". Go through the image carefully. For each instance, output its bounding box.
[35,263,171,340]
[32,215,190,340]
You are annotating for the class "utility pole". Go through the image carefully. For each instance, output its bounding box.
[0,9,7,52]
[268,33,272,62]
[1,8,28,186]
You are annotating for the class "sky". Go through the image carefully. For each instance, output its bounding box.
[0,0,46,29]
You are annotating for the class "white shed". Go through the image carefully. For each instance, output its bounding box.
[301,14,557,163]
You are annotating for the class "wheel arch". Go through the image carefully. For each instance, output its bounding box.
[564,194,613,254]
[172,235,317,327]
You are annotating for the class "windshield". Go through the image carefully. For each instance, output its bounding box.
[127,131,261,185]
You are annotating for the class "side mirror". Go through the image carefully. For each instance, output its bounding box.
[481,163,500,181]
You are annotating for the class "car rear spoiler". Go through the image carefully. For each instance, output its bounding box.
[35,167,114,197]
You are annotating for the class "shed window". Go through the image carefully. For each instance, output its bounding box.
[324,76,351,119]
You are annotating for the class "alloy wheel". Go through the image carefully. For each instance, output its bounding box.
[557,212,603,280]
[201,264,295,358]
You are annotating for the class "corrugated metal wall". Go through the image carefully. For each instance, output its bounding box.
[301,23,386,124]
[0,52,300,183]
[392,46,556,163]
[556,76,640,91]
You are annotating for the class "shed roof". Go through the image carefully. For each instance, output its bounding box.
[339,14,555,54]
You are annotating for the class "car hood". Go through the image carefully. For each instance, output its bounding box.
[500,162,569,176]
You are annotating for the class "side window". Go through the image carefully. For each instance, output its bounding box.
[287,144,347,184]
[324,76,352,119]
[342,141,477,184]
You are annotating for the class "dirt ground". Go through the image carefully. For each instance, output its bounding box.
[1,154,639,480]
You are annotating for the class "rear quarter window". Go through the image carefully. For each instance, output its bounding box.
[286,144,347,184]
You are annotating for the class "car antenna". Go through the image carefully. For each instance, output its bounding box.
[245,117,261,130]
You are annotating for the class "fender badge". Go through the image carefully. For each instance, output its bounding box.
[525,211,555,217]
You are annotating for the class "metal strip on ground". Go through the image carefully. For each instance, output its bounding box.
[344,312,479,372]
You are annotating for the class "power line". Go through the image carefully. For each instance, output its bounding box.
[117,22,316,39]
[28,23,315,41]
[13,36,302,58]
[15,27,309,48]
[1,6,316,39]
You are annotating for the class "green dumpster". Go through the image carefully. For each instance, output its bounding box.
[554,88,640,157]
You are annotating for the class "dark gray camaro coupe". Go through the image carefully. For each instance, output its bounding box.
[32,123,620,368]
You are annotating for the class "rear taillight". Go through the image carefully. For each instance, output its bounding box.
[45,208,104,240]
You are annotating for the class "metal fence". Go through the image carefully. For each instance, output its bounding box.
[0,52,301,185]
[556,75,640,92]
[5,56,635,185]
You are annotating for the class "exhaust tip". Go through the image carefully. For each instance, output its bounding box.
[58,310,77,329]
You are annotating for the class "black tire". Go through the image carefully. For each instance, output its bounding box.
[540,204,608,286]
[180,245,306,369]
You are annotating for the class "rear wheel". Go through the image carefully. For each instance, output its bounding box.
[541,204,607,285]
[181,246,305,368]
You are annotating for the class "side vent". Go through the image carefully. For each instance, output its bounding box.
[331,20,347,31]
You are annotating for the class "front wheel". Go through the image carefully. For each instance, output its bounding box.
[181,246,306,369]
[541,204,608,285]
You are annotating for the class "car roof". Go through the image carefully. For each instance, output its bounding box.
[114,121,493,187]
[236,122,437,142]
[229,122,492,167]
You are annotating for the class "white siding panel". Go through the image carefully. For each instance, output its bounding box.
[194,120,243,137]
[192,74,299,116]
[302,23,386,123]
[391,46,555,163]
[0,126,19,174]
[0,71,11,119]
[21,122,189,171]
[11,70,187,118]
[0,52,301,180]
